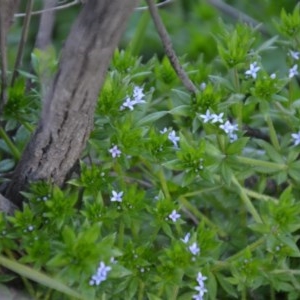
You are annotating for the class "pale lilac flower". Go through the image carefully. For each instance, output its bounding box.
[245,62,260,79]
[181,233,190,244]
[211,112,224,123]
[199,109,213,123]
[132,86,145,104]
[89,261,112,286]
[229,133,238,142]
[270,73,276,79]
[109,145,121,158]
[110,190,123,202]
[120,97,135,111]
[291,131,300,146]
[192,293,206,300]
[189,242,200,255]
[194,286,208,297]
[27,225,34,231]
[219,120,238,135]
[200,82,207,90]
[169,210,181,222]
[120,86,145,110]
[290,50,300,60]
[197,272,207,286]
[192,272,208,300]
[289,64,298,78]
[160,127,168,134]
[168,130,180,148]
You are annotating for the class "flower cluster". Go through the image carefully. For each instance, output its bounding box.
[291,130,300,146]
[199,110,238,142]
[192,272,208,300]
[219,120,238,142]
[120,86,145,111]
[288,49,299,78]
[160,128,180,148]
[199,110,224,124]
[181,233,200,256]
[89,261,112,286]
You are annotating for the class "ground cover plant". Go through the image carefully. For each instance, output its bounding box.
[1,1,300,299]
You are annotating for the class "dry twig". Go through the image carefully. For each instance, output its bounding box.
[145,0,198,94]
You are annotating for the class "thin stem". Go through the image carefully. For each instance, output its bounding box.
[136,0,174,11]
[145,0,197,94]
[182,185,223,197]
[0,126,21,160]
[265,114,280,151]
[138,280,145,300]
[14,0,80,17]
[235,156,286,171]
[159,168,170,199]
[232,175,262,223]
[244,188,278,203]
[11,0,34,86]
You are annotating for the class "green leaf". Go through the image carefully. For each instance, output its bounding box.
[0,159,15,172]
[147,293,162,300]
[0,255,83,299]
[216,273,238,298]
[255,139,284,163]
[208,272,217,300]
[135,111,168,127]
[169,105,190,117]
[226,137,249,155]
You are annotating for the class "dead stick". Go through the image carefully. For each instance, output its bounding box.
[10,0,34,87]
[145,0,197,94]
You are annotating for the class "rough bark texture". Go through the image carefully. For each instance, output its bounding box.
[5,0,139,206]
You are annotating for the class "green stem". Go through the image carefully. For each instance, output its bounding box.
[0,126,21,160]
[244,188,278,203]
[235,155,286,171]
[159,168,170,199]
[270,286,275,300]
[265,114,280,151]
[242,287,247,300]
[232,175,262,223]
[21,121,34,132]
[138,280,145,300]
[182,185,223,197]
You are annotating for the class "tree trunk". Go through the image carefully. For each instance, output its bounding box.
[5,0,139,207]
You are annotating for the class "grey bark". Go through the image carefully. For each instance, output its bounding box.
[5,0,139,207]
[35,0,57,49]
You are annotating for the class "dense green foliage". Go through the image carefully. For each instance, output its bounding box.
[1,1,300,299]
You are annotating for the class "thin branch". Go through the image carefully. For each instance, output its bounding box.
[145,0,197,94]
[14,0,80,18]
[11,0,34,87]
[136,0,174,11]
